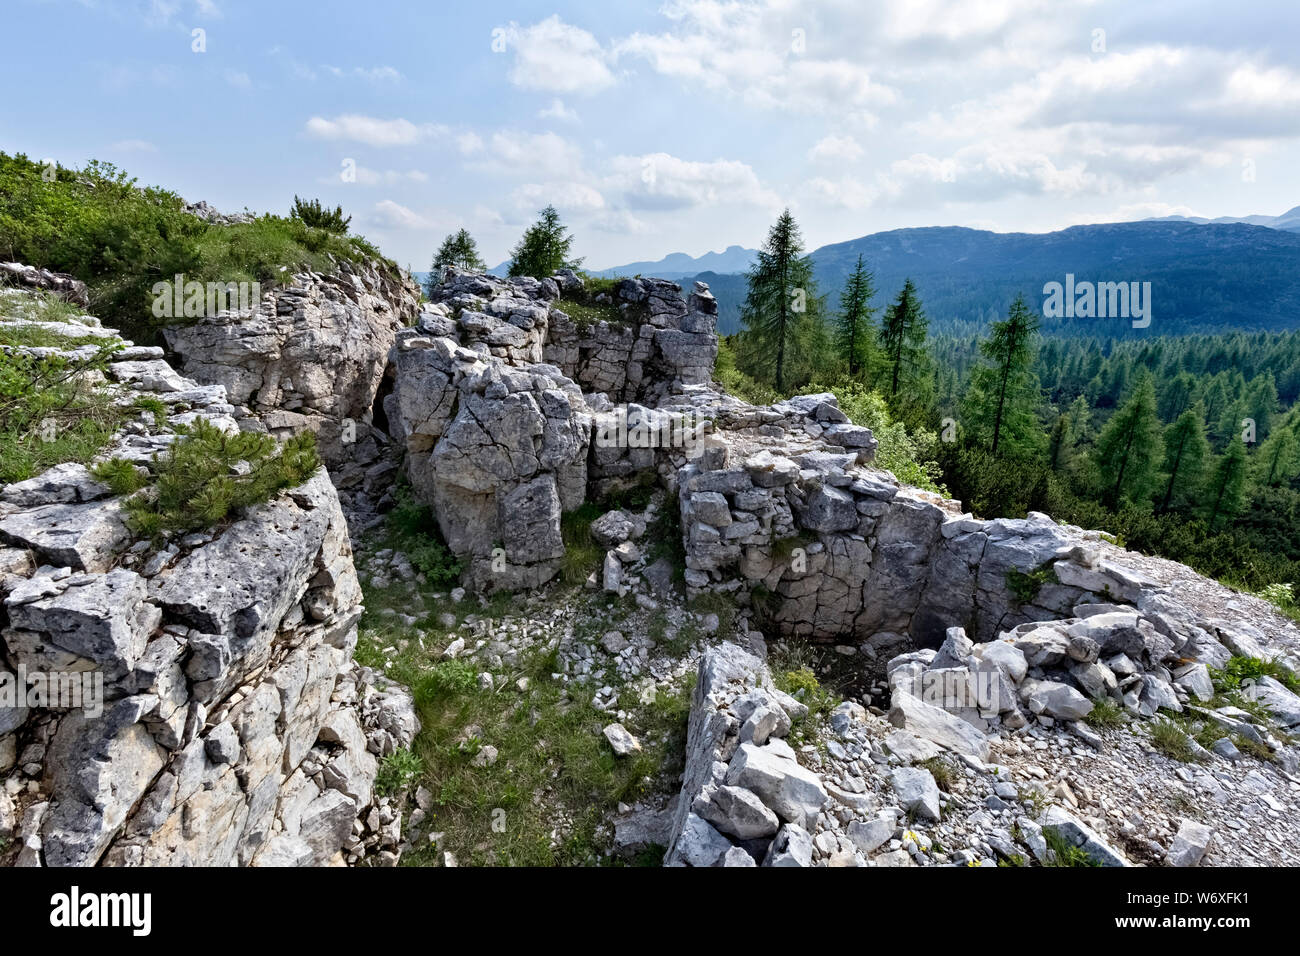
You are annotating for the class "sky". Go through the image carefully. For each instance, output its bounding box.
[3,0,1300,271]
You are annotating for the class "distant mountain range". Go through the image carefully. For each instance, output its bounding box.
[1142,205,1300,232]
[686,219,1300,338]
[586,245,757,280]
[444,207,1300,339]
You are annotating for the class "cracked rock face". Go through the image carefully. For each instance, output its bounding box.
[164,260,421,471]
[387,334,592,590]
[384,271,723,591]
[0,278,416,868]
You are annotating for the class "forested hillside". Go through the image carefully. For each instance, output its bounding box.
[695,221,1300,337]
[723,210,1300,613]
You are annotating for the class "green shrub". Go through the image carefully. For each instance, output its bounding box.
[289,196,351,233]
[417,659,478,702]
[0,344,125,483]
[90,457,146,496]
[383,485,463,586]
[375,748,425,796]
[1213,655,1300,694]
[0,152,398,340]
[812,381,947,494]
[1006,565,1056,605]
[115,418,320,539]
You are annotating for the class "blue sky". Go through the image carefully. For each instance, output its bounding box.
[4,0,1300,271]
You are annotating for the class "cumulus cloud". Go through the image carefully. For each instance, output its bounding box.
[305,114,441,147]
[501,16,615,94]
[372,200,434,230]
[608,153,780,211]
[808,135,864,164]
[324,165,427,187]
[511,181,606,213]
[460,130,585,180]
[539,98,580,123]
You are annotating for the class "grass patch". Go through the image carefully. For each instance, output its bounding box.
[1149,717,1202,763]
[391,635,694,867]
[1043,827,1102,867]
[0,324,108,349]
[560,500,605,586]
[1212,654,1300,695]
[918,756,956,792]
[1085,696,1125,729]
[557,297,626,332]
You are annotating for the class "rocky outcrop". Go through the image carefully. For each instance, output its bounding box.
[664,642,825,866]
[0,262,89,307]
[0,284,414,868]
[386,334,592,590]
[385,270,720,591]
[425,269,719,408]
[164,260,421,476]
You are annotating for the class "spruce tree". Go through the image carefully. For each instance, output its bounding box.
[1203,438,1248,530]
[1093,375,1163,508]
[961,294,1042,457]
[835,254,878,378]
[1156,404,1210,514]
[428,229,487,296]
[878,278,930,406]
[737,209,823,394]
[508,205,581,279]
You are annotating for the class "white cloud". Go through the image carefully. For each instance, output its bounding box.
[801,176,879,211]
[616,3,897,120]
[224,70,251,90]
[609,153,779,211]
[539,98,580,123]
[502,16,615,94]
[511,181,606,213]
[808,135,863,164]
[461,130,585,180]
[323,64,403,83]
[324,166,427,187]
[373,200,434,230]
[108,139,157,153]
[305,114,441,147]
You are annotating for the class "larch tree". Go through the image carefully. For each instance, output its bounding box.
[508,205,581,279]
[877,278,931,408]
[834,254,878,378]
[1093,375,1164,508]
[737,209,823,394]
[961,294,1043,458]
[1156,404,1210,514]
[1202,438,1249,530]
